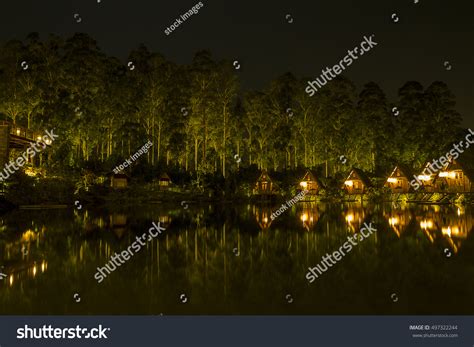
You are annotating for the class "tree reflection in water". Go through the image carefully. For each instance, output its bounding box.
[0,203,473,314]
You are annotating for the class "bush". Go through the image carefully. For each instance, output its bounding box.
[6,172,74,205]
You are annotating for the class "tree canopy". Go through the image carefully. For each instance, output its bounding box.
[0,33,463,178]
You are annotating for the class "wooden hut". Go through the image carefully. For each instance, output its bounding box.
[298,170,323,195]
[434,159,474,193]
[416,162,438,192]
[253,170,278,195]
[158,173,172,190]
[415,161,449,192]
[384,165,413,193]
[110,173,129,189]
[342,168,371,194]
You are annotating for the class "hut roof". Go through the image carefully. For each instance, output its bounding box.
[255,170,279,191]
[447,159,474,181]
[421,160,449,173]
[257,170,273,183]
[159,172,171,181]
[346,168,372,187]
[301,170,324,187]
[388,164,415,179]
[110,172,129,179]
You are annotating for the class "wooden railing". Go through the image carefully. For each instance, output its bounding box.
[0,121,40,142]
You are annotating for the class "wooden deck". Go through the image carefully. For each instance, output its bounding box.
[0,121,48,169]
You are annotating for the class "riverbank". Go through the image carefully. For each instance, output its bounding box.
[1,183,473,214]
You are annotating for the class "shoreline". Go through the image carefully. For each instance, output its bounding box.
[1,192,472,213]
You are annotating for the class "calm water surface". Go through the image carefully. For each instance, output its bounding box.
[1,202,473,314]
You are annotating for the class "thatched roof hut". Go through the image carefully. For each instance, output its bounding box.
[253,170,279,195]
[298,170,324,195]
[342,168,371,194]
[384,165,414,193]
[110,173,129,189]
[434,159,474,193]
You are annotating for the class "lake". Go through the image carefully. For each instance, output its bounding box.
[0,202,473,314]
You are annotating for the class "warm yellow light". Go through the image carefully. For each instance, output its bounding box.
[45,138,52,145]
[9,274,13,286]
[344,180,353,187]
[389,217,398,226]
[439,171,455,178]
[24,168,37,177]
[449,172,456,178]
[33,265,37,277]
[41,261,46,272]
[263,217,268,224]
[301,213,308,222]
[16,128,21,135]
[443,226,460,237]
[345,214,354,223]
[36,136,42,141]
[300,181,308,188]
[442,226,452,237]
[418,175,431,181]
[387,178,397,183]
[420,220,433,229]
[21,230,37,242]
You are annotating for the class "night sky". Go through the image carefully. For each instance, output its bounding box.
[0,0,472,127]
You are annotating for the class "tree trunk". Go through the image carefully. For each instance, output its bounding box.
[157,122,161,164]
[237,142,240,169]
[222,105,226,177]
[249,134,252,165]
[185,143,189,171]
[194,138,198,170]
[294,146,297,169]
[304,138,307,167]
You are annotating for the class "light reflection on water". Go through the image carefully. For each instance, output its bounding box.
[0,203,473,314]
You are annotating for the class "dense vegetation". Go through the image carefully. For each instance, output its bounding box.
[0,33,464,182]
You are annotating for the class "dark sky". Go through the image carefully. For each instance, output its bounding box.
[1,0,473,127]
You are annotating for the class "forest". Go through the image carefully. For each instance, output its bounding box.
[0,32,464,183]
